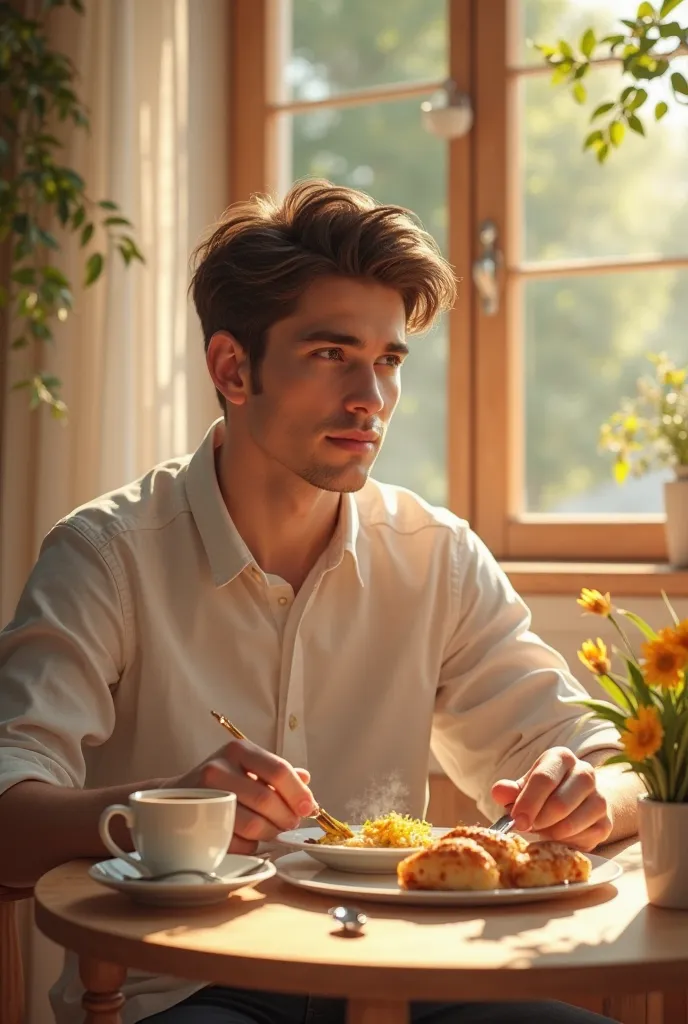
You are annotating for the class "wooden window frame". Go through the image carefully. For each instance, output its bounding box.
[229,0,688,593]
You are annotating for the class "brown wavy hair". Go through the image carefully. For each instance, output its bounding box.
[190,178,457,401]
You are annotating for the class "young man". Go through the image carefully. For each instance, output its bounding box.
[0,180,638,1024]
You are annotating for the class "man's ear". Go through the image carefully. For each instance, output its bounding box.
[206,331,250,407]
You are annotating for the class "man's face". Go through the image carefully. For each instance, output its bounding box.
[241,275,407,492]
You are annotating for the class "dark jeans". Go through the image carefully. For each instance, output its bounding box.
[145,985,614,1023]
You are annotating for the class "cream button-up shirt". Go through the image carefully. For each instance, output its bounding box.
[0,419,618,1022]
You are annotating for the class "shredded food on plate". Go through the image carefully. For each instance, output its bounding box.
[315,811,433,848]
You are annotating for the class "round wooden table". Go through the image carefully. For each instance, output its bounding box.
[33,841,688,1024]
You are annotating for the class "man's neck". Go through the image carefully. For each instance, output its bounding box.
[215,430,341,593]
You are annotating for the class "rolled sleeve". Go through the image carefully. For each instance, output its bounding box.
[431,528,620,820]
[0,523,126,800]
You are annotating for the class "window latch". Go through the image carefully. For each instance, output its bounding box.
[472,220,501,316]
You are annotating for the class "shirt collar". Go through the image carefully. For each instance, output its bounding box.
[185,419,254,587]
[186,418,364,589]
[331,492,364,587]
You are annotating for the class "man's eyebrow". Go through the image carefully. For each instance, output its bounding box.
[298,329,409,355]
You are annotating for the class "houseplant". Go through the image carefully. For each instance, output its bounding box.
[599,353,688,566]
[535,0,688,163]
[0,0,143,419]
[575,586,688,907]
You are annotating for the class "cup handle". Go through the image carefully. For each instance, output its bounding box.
[98,804,147,875]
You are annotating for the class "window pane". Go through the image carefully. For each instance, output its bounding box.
[285,98,448,504]
[518,61,688,263]
[286,0,447,101]
[513,0,630,67]
[522,269,688,514]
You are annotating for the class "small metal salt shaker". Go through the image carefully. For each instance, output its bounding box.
[328,905,367,935]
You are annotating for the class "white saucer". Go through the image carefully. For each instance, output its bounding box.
[89,853,276,907]
[274,851,622,906]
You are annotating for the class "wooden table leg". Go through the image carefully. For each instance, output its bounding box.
[79,957,126,1023]
[346,999,409,1024]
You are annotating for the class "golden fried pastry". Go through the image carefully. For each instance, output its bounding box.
[397,837,500,891]
[510,841,592,889]
[441,825,528,854]
[434,826,526,887]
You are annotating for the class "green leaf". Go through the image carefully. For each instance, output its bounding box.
[98,199,119,210]
[38,228,59,250]
[661,590,680,626]
[592,101,615,119]
[655,100,669,119]
[602,34,627,50]
[573,82,587,104]
[597,672,637,713]
[580,28,596,58]
[619,609,658,641]
[81,222,94,247]
[85,252,104,286]
[622,656,657,707]
[658,20,684,36]
[570,698,628,730]
[584,129,604,150]
[671,71,688,95]
[30,320,53,341]
[559,39,574,58]
[628,88,648,110]
[11,336,28,350]
[660,0,684,16]
[610,120,626,146]
[627,113,646,135]
[11,267,37,285]
[42,266,70,287]
[72,206,86,229]
[103,216,132,228]
[637,1,655,16]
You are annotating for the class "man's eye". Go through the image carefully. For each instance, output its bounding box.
[378,354,402,367]
[315,348,344,361]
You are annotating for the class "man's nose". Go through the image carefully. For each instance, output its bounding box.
[342,366,385,416]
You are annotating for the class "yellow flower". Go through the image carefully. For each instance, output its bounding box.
[621,705,664,762]
[578,638,612,676]
[641,635,687,689]
[667,619,688,656]
[577,588,612,617]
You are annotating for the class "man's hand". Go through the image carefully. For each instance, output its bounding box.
[171,739,317,854]
[491,746,613,852]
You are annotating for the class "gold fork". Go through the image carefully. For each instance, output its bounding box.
[210,710,354,840]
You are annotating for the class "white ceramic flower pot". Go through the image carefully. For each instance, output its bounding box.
[664,466,688,568]
[637,796,688,908]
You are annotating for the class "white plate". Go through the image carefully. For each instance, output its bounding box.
[89,853,276,907]
[276,826,454,873]
[274,851,623,906]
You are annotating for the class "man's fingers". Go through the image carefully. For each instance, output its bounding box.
[530,761,597,832]
[205,761,303,832]
[509,748,577,830]
[228,833,259,856]
[226,741,316,817]
[233,803,289,844]
[538,816,611,852]
[534,789,609,843]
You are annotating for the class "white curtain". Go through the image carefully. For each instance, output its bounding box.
[0,1,229,1018]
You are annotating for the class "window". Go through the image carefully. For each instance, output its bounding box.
[229,0,688,583]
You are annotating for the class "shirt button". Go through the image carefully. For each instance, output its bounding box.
[278,596,288,606]
[288,714,298,731]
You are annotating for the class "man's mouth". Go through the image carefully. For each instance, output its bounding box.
[325,431,380,454]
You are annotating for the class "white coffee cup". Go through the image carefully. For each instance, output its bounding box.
[99,788,237,877]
